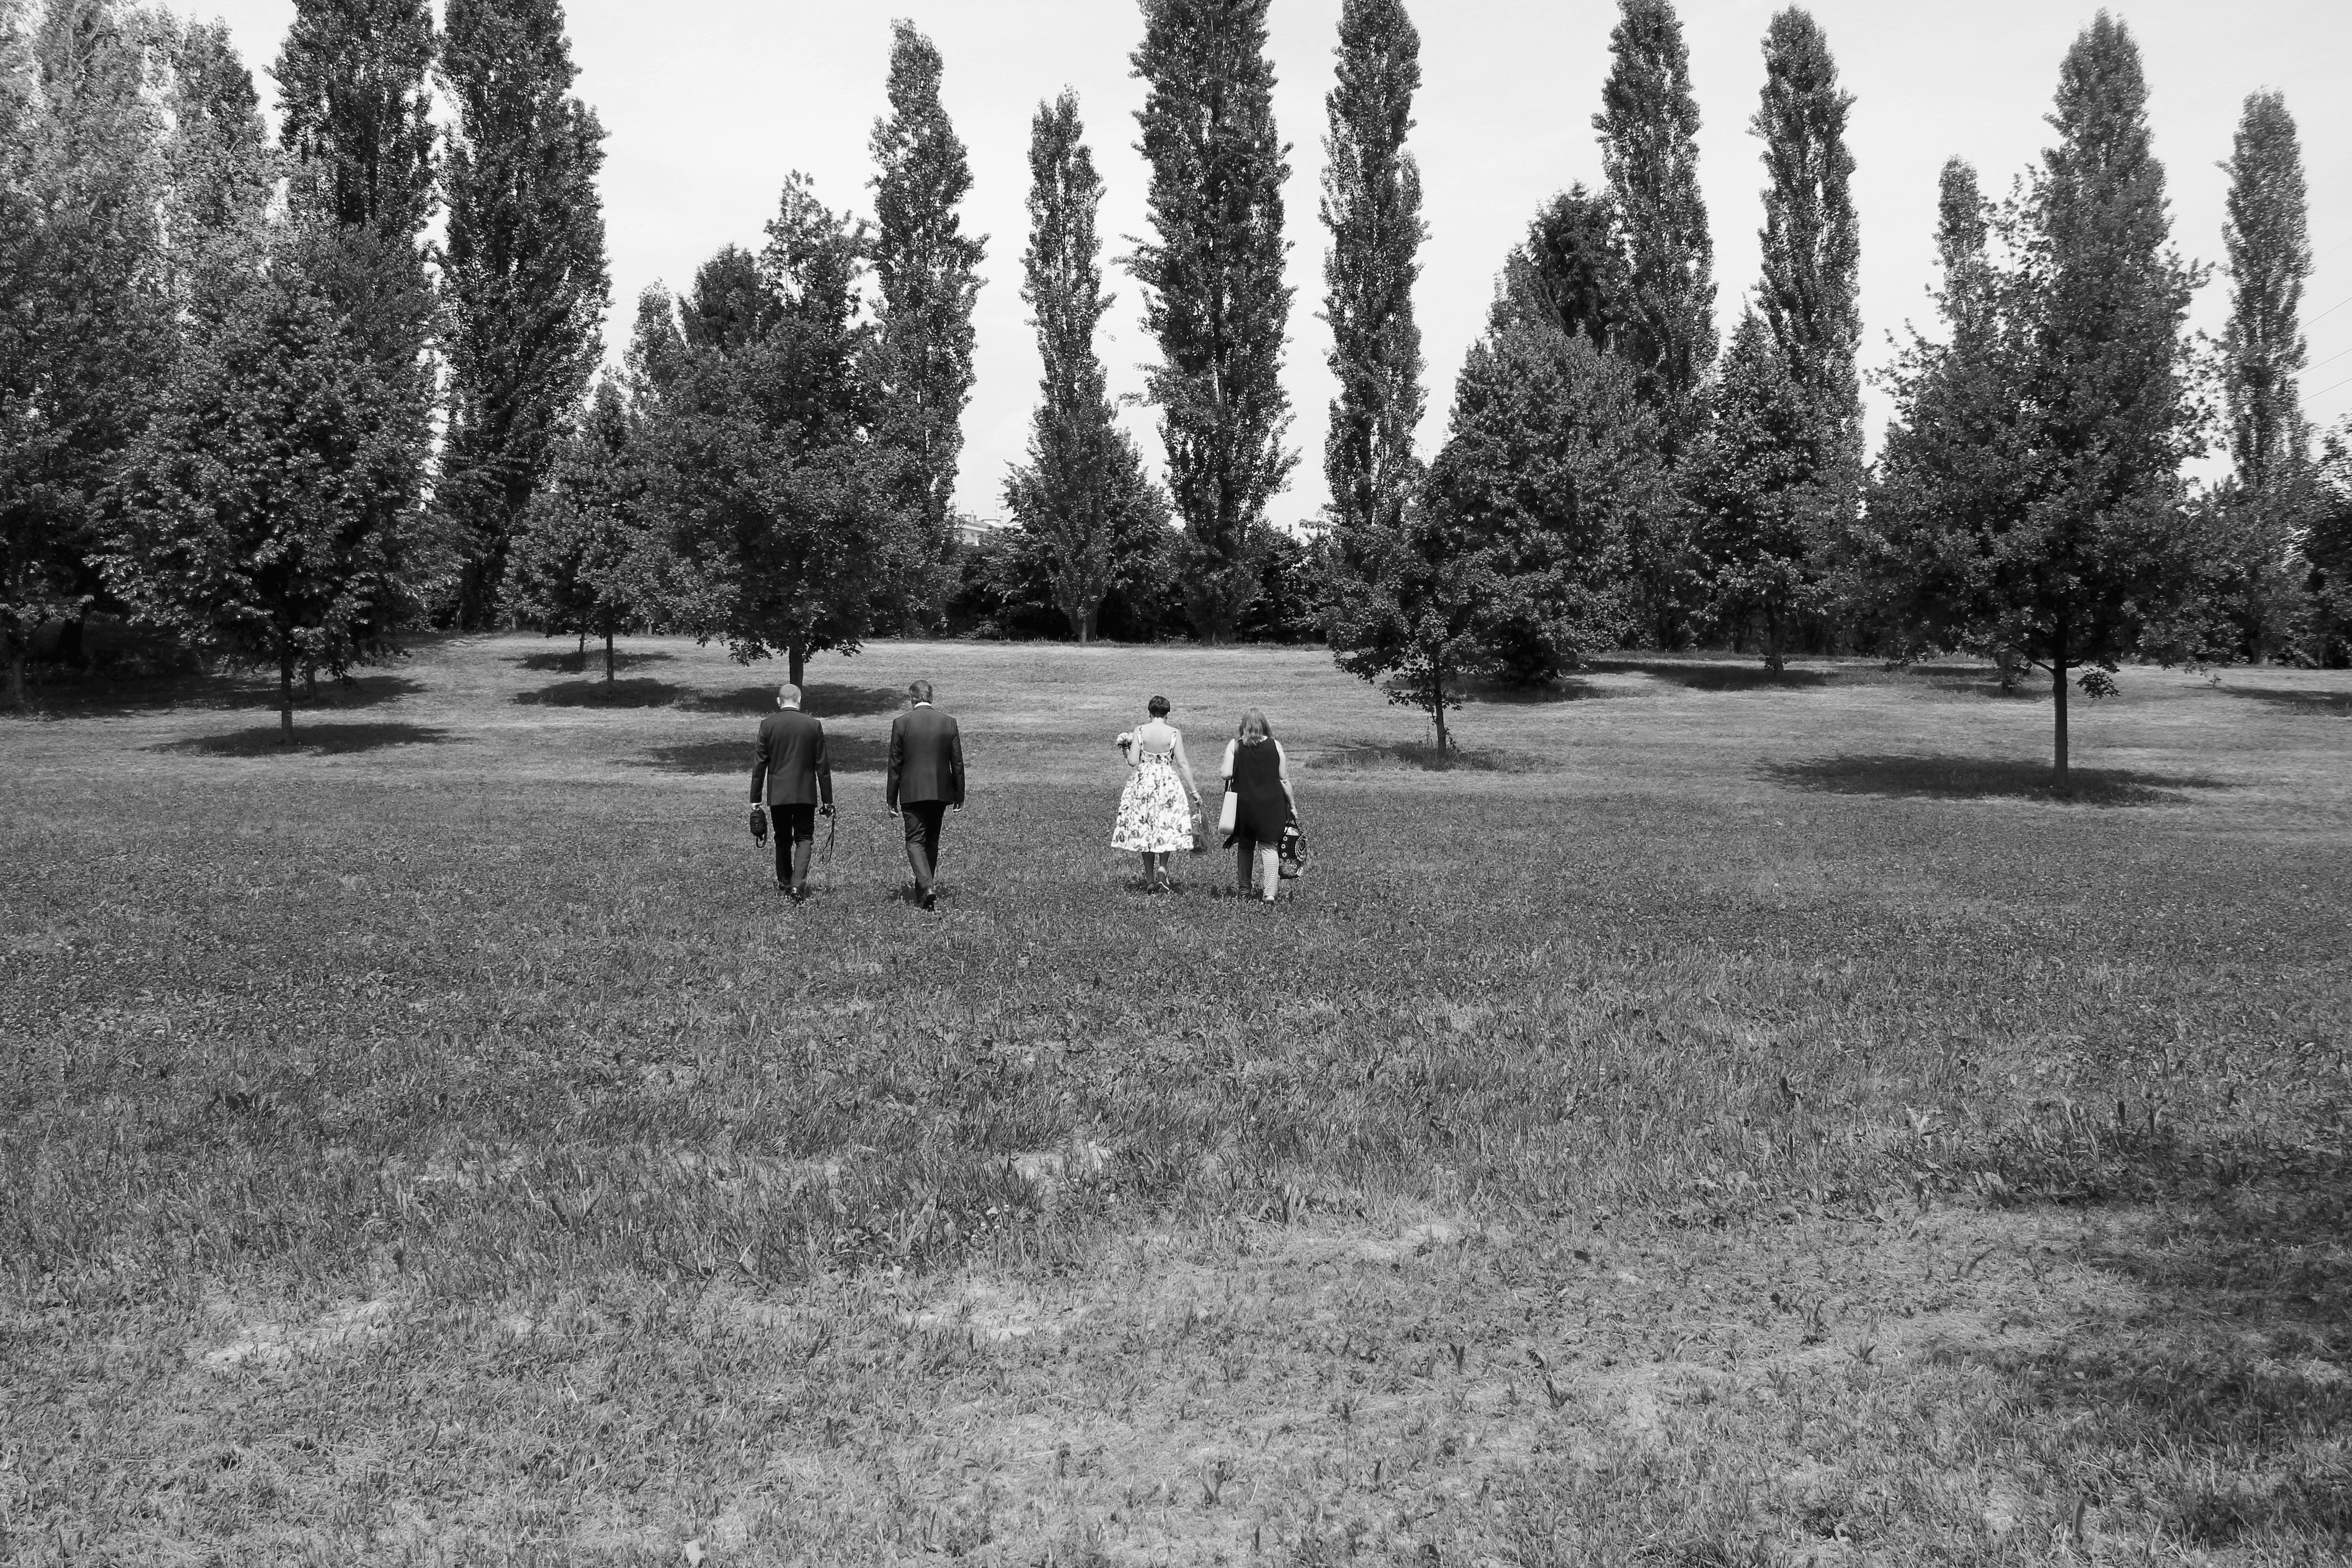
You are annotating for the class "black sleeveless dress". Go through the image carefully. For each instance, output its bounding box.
[1229,738,1288,845]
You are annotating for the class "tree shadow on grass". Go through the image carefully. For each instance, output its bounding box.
[153,722,452,757]
[1764,753,2229,805]
[1944,1122,2352,1551]
[688,682,904,718]
[514,678,684,708]
[1461,677,1621,704]
[2224,686,2352,717]
[641,734,891,776]
[1586,656,1833,690]
[21,671,426,719]
[1310,741,1516,773]
[511,678,904,716]
[513,648,675,674]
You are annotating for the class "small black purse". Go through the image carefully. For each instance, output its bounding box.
[748,805,769,844]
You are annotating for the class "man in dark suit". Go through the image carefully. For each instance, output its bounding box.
[885,679,964,911]
[749,683,833,901]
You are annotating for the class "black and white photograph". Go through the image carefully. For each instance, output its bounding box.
[3,0,2349,1559]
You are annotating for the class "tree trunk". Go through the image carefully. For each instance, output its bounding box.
[789,641,805,689]
[1764,609,1784,674]
[8,648,24,711]
[303,662,318,700]
[2051,624,2069,787]
[604,624,616,684]
[59,616,85,670]
[278,646,296,744]
[1431,661,1450,759]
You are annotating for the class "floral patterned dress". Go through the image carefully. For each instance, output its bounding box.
[1112,734,1195,853]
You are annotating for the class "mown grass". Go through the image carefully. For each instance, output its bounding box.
[2,637,2347,1565]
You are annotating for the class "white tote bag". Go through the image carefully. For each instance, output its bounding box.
[1217,789,1239,834]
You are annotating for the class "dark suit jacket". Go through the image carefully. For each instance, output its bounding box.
[887,704,964,808]
[750,709,833,808]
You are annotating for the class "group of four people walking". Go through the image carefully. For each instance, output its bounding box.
[748,682,1299,907]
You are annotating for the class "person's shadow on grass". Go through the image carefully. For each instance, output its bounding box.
[1763,754,2230,805]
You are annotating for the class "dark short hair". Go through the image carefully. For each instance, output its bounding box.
[909,679,933,703]
[1147,694,1171,717]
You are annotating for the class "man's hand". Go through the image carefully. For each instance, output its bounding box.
[951,803,964,813]
[819,803,833,818]
[887,805,901,818]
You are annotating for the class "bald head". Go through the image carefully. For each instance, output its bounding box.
[776,683,801,709]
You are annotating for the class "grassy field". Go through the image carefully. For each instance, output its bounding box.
[2,635,2347,1567]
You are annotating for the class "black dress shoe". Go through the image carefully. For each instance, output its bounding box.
[789,885,809,904]
[919,888,937,911]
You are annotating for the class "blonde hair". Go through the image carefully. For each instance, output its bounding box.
[1237,709,1272,744]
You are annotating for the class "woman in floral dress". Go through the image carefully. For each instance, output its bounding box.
[1112,694,1203,892]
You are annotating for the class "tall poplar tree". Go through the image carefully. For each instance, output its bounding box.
[1593,0,1712,647]
[2215,90,2313,661]
[1752,9,1858,514]
[1696,6,1857,662]
[1319,0,1425,561]
[1594,0,1713,458]
[438,0,609,629]
[1130,0,1296,641]
[275,0,434,241]
[870,19,984,608]
[1005,90,1162,643]
[1,0,167,705]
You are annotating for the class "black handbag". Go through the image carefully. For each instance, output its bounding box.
[749,805,769,844]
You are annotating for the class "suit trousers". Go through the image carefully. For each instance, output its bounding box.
[901,801,948,872]
[772,804,816,882]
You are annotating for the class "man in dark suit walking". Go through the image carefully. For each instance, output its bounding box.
[749,683,833,902]
[886,679,964,911]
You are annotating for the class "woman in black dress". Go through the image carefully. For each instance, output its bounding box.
[1218,709,1298,902]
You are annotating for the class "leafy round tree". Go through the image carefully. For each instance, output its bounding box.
[504,380,665,682]
[652,180,910,688]
[105,217,443,741]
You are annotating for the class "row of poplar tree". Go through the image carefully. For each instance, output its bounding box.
[6,0,2347,773]
[0,0,1004,728]
[0,0,609,730]
[1309,0,2350,777]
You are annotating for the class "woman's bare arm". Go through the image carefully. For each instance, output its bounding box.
[1172,730,1202,801]
[1276,741,1299,818]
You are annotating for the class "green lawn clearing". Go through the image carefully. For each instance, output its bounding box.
[3,636,2347,1565]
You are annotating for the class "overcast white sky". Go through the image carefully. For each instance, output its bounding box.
[194,0,2352,522]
